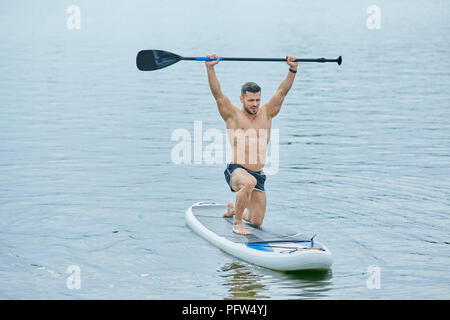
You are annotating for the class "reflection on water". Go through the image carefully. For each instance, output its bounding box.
[284,269,333,282]
[219,263,269,299]
[219,262,333,299]
[281,269,334,299]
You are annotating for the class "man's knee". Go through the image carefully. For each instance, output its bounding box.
[240,178,257,193]
[250,216,263,227]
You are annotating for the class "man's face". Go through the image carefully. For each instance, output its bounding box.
[240,91,261,115]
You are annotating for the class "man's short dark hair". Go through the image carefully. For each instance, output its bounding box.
[241,82,261,97]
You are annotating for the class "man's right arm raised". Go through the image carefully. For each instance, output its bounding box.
[205,54,236,122]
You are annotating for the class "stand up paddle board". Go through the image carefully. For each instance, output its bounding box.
[186,202,333,271]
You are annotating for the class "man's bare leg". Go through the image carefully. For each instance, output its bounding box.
[223,168,256,235]
[232,184,253,235]
[224,189,266,226]
[246,190,266,227]
[223,202,251,221]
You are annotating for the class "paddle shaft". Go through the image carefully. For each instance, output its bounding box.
[182,56,341,64]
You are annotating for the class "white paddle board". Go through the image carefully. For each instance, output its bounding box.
[186,202,333,271]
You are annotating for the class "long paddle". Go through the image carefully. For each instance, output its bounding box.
[136,50,342,71]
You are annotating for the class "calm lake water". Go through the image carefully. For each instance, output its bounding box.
[1,0,449,299]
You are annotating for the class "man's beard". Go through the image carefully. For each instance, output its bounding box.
[244,103,258,115]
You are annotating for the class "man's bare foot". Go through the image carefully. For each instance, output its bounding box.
[223,202,235,217]
[232,223,251,235]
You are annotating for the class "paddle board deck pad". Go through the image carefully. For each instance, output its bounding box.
[186,202,333,271]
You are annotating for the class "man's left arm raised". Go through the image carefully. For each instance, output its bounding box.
[265,56,298,118]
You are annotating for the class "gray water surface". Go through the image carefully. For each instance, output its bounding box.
[1,0,449,299]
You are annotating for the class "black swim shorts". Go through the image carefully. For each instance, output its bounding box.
[224,163,266,192]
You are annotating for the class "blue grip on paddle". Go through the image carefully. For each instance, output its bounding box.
[196,57,223,61]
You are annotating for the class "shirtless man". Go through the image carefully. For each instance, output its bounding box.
[205,54,298,235]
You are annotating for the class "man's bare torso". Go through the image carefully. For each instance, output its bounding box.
[226,104,272,172]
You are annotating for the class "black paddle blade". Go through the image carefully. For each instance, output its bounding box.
[136,50,182,71]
